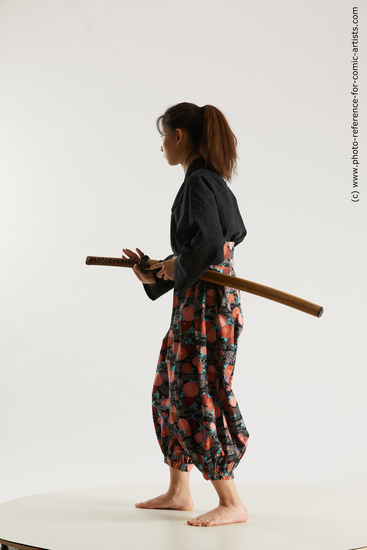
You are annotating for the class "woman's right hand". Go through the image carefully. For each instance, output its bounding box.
[122,247,156,284]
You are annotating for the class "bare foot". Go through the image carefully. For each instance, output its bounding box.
[135,491,194,511]
[187,502,248,527]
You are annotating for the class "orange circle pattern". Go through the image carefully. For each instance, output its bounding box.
[152,242,250,481]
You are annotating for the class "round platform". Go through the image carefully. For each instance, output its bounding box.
[0,483,366,550]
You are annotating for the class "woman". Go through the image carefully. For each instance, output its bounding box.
[122,102,250,527]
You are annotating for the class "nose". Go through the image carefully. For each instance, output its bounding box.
[160,146,163,152]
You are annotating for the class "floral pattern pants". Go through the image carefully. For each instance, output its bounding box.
[152,241,250,481]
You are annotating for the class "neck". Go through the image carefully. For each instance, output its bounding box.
[182,150,202,174]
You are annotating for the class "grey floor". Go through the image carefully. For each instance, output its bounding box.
[0,483,366,550]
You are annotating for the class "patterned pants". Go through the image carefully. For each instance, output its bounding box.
[152,241,250,481]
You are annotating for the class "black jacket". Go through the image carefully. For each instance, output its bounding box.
[144,156,246,301]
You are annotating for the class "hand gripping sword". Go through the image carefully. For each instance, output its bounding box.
[85,254,324,318]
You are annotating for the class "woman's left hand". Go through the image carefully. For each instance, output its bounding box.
[149,256,177,281]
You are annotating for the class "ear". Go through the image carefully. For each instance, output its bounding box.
[175,128,183,145]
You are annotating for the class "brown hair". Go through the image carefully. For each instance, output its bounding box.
[156,102,238,182]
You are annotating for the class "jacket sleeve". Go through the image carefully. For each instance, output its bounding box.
[143,253,175,301]
[173,175,225,294]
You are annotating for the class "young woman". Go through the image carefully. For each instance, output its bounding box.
[122,102,250,527]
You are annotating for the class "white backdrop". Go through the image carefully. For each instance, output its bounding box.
[0,0,366,504]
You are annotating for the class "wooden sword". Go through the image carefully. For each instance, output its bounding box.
[85,254,324,318]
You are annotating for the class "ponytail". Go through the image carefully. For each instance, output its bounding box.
[200,105,238,182]
[156,102,238,182]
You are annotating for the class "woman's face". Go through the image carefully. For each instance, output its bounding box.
[160,125,182,166]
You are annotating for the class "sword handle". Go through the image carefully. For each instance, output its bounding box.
[85,256,160,269]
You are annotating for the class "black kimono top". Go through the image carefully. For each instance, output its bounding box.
[143,156,247,301]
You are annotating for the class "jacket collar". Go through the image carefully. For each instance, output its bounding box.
[185,156,216,179]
